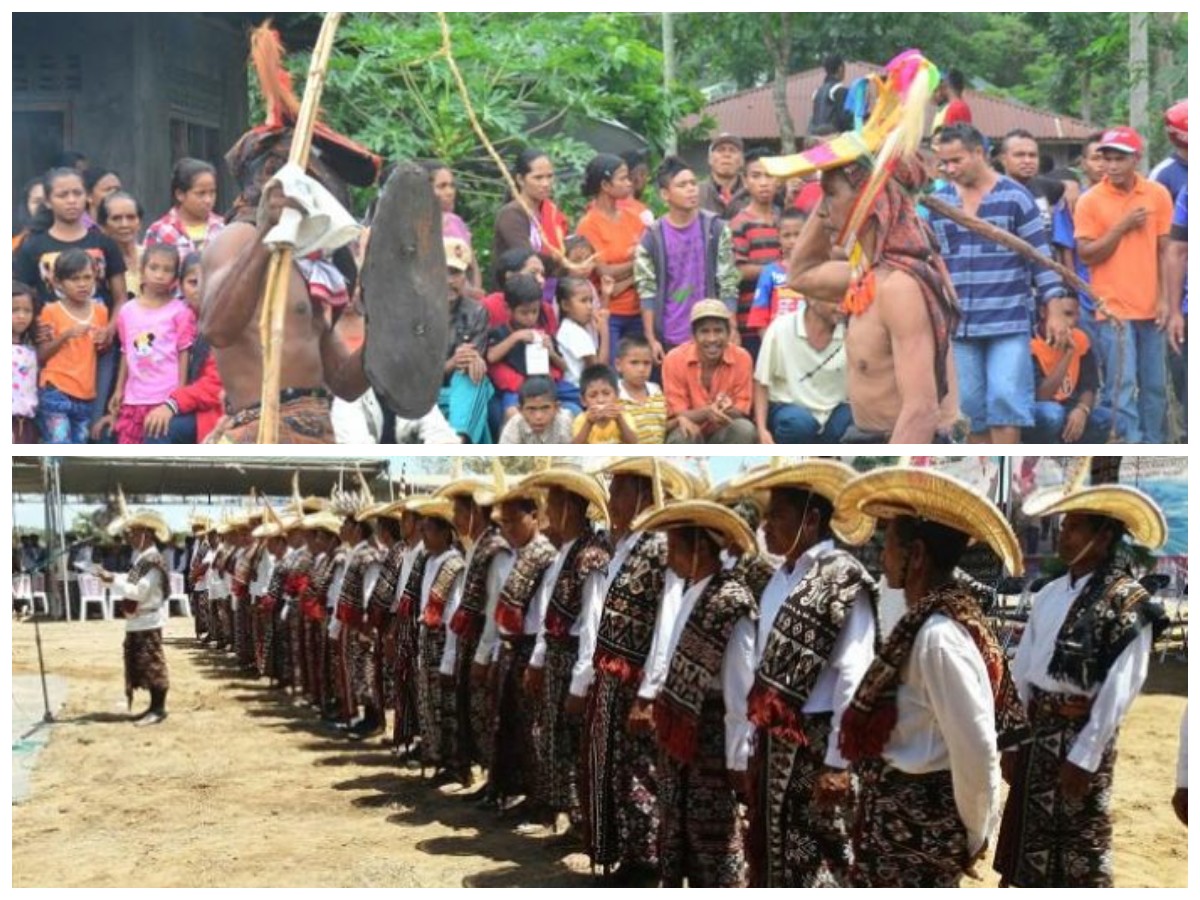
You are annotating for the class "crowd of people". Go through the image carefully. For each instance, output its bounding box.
[10,36,1188,445]
[100,456,1185,887]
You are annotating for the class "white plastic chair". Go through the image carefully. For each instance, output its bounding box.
[166,572,191,618]
[13,574,32,613]
[30,573,50,616]
[79,574,112,621]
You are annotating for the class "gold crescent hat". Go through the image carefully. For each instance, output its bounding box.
[599,458,694,502]
[837,465,1024,576]
[1021,461,1167,551]
[300,509,344,536]
[509,466,610,527]
[188,513,213,532]
[403,496,458,530]
[630,499,757,556]
[108,509,171,545]
[376,493,432,521]
[724,458,876,546]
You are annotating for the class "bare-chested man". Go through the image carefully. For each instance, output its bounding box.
[790,158,960,443]
[200,25,382,443]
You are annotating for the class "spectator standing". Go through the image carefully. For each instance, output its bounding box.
[930,124,1069,444]
[12,281,39,443]
[753,301,850,445]
[1151,100,1188,202]
[746,208,807,332]
[998,129,1058,231]
[422,161,481,290]
[620,149,656,226]
[575,154,648,350]
[12,177,45,251]
[1074,126,1174,444]
[699,133,747,220]
[99,192,145,300]
[636,157,739,364]
[662,300,755,444]
[932,69,973,132]
[1165,187,1187,439]
[83,167,122,230]
[491,149,573,287]
[729,148,782,357]
[808,56,852,136]
[144,158,225,256]
[555,275,610,385]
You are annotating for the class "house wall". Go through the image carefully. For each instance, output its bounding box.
[13,13,250,224]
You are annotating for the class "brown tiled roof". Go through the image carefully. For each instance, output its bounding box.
[686,61,1099,144]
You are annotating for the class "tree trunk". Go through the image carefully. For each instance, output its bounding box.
[1129,12,1150,171]
[764,13,797,153]
[1079,69,1093,124]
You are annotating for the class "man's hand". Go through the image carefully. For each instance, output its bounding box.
[626,698,655,736]
[599,275,616,302]
[1044,297,1074,349]
[1156,295,1173,331]
[1120,206,1149,234]
[672,416,703,441]
[523,666,545,698]
[1060,760,1092,803]
[35,323,54,345]
[757,426,776,445]
[143,404,175,439]
[1062,406,1089,443]
[257,181,303,234]
[812,768,851,811]
[649,338,666,365]
[1167,310,1187,355]
[564,692,588,719]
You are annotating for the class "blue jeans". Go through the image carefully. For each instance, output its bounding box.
[1095,319,1167,444]
[952,333,1036,433]
[143,413,198,445]
[1023,402,1114,444]
[89,344,119,427]
[768,402,853,444]
[608,314,644,362]
[38,385,93,444]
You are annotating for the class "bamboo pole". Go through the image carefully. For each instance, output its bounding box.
[257,12,344,444]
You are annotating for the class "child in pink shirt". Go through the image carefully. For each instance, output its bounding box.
[106,245,196,443]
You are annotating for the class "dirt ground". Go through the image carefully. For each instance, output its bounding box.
[11,617,1189,888]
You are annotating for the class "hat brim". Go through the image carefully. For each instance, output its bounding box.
[300,511,344,536]
[838,467,1024,576]
[514,469,610,527]
[599,459,694,502]
[111,511,171,544]
[763,132,873,180]
[404,497,457,529]
[727,460,876,546]
[631,500,757,556]
[1022,485,1166,551]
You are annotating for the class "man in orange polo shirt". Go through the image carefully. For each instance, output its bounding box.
[662,300,757,443]
[1074,126,1175,444]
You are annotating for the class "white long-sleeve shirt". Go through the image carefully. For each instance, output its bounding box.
[883,615,999,857]
[755,539,833,664]
[251,550,275,601]
[203,549,224,599]
[420,549,458,614]
[496,552,556,640]
[472,551,516,666]
[531,540,607,671]
[1011,572,1152,773]
[440,539,476,676]
[390,541,425,613]
[118,548,168,633]
[569,531,639,698]
[638,573,757,771]
[801,595,877,769]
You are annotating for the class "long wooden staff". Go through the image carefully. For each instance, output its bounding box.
[257,12,344,444]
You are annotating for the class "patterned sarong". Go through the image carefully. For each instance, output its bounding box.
[536,636,583,817]
[491,636,537,798]
[993,688,1116,887]
[220,391,336,444]
[748,716,852,888]
[852,764,967,887]
[658,697,747,887]
[124,629,169,696]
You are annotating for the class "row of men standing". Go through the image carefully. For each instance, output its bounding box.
[182,457,1168,888]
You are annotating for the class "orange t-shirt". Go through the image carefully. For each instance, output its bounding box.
[575,204,648,317]
[1074,174,1174,321]
[662,341,754,437]
[1031,327,1091,403]
[38,300,109,401]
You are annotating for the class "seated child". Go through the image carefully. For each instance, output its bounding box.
[573,364,638,444]
[614,335,667,444]
[1024,294,1113,444]
[498,375,575,444]
[556,275,611,385]
[746,208,807,332]
[36,249,110,444]
[488,273,571,420]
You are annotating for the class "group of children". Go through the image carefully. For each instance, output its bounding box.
[12,247,204,445]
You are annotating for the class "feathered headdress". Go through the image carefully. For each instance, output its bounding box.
[226,22,381,189]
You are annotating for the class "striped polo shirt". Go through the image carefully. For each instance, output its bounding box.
[929,176,1065,340]
[729,208,782,335]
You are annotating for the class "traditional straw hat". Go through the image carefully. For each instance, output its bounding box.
[631,499,757,556]
[1021,458,1167,550]
[403,496,457,530]
[837,465,1024,576]
[724,458,876,546]
[252,498,290,539]
[108,509,171,544]
[599,458,694,502]
[300,509,344,536]
[509,466,610,527]
[375,493,430,521]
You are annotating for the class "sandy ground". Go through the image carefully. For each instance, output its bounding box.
[11,617,1189,888]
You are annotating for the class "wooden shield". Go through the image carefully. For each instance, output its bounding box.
[362,162,448,419]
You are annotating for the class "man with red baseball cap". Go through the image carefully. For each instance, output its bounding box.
[1152,100,1188,202]
[1074,125,1176,443]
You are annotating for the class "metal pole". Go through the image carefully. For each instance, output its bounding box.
[662,12,677,156]
[54,459,71,621]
